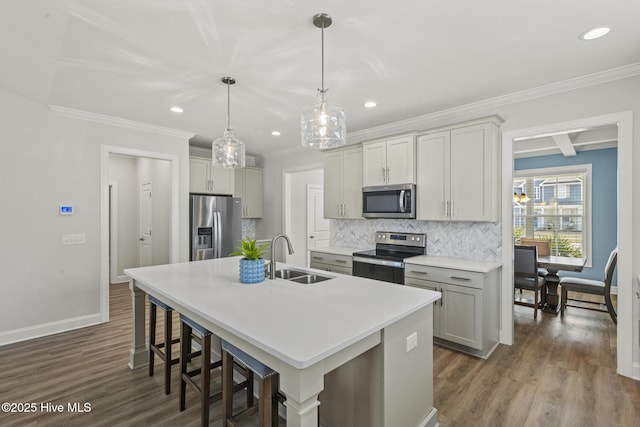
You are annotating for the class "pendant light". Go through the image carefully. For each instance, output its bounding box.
[300,13,346,149]
[212,77,245,168]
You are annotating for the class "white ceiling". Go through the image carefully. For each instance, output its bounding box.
[2,1,639,157]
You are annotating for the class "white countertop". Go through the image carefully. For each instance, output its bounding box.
[125,256,440,369]
[405,255,502,273]
[308,246,361,256]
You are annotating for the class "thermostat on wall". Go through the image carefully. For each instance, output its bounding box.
[59,205,74,215]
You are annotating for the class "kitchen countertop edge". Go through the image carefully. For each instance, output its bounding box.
[308,246,361,257]
[405,255,502,273]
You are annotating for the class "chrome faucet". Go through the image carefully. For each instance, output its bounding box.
[269,233,294,279]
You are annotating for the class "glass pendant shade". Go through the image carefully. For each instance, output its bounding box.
[212,76,245,168]
[212,128,245,168]
[301,13,346,149]
[301,91,346,148]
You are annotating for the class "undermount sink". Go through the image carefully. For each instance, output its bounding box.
[275,268,334,284]
[289,274,334,284]
[275,268,309,279]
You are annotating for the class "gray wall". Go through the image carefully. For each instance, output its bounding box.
[0,86,190,344]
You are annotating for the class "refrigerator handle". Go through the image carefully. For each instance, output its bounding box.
[215,212,222,258]
[213,211,218,258]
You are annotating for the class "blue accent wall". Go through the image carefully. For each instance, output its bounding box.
[515,147,617,282]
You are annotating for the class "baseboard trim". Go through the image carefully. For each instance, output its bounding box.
[0,313,103,347]
[111,275,129,284]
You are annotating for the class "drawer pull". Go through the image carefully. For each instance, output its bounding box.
[334,259,348,263]
[450,276,471,281]
[409,270,428,275]
[312,256,324,261]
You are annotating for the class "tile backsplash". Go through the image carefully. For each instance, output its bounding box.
[331,219,501,262]
[241,219,255,239]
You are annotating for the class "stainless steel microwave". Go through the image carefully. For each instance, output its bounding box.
[362,184,416,219]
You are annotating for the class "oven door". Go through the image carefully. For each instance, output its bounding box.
[352,257,405,285]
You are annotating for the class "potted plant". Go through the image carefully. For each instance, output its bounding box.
[231,237,269,284]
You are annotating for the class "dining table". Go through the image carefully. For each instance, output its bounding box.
[537,255,587,313]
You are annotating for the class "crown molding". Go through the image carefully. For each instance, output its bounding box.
[347,62,640,144]
[48,105,195,140]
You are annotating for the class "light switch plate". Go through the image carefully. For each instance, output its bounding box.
[406,331,418,352]
[62,233,86,245]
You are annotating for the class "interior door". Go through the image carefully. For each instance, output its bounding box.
[139,182,153,267]
[307,185,330,250]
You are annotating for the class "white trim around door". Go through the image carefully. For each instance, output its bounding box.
[501,111,635,379]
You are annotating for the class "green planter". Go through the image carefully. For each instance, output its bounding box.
[239,258,265,284]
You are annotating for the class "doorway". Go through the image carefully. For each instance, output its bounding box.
[501,111,634,378]
[283,166,324,267]
[100,146,180,322]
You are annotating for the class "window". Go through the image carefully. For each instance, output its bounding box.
[513,165,592,265]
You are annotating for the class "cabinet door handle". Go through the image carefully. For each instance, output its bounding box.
[444,201,449,217]
[450,200,455,217]
[450,276,471,281]
[386,167,390,183]
[342,203,345,217]
[439,287,444,306]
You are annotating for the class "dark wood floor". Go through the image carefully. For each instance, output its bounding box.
[1,283,638,426]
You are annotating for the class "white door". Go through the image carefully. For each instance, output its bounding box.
[307,185,330,250]
[139,182,153,267]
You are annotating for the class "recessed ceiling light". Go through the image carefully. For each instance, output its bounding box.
[170,106,184,113]
[579,26,610,41]
[271,131,281,136]
[364,101,377,108]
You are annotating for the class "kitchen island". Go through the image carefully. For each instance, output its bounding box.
[125,256,440,427]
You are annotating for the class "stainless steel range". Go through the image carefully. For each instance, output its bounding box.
[352,231,426,284]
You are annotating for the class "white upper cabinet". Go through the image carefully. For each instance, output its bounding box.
[362,134,415,186]
[189,156,235,195]
[323,145,363,219]
[417,118,501,222]
[234,167,263,218]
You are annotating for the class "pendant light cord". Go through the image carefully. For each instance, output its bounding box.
[320,21,325,93]
[226,81,231,130]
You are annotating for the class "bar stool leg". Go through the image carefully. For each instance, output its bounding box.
[148,302,157,377]
[222,349,234,422]
[179,321,190,412]
[164,309,172,394]
[201,334,211,427]
[259,375,275,426]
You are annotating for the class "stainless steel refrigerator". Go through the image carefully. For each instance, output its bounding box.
[190,194,242,261]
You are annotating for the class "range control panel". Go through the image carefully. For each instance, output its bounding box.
[374,231,426,248]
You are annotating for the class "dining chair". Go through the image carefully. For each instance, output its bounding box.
[560,247,617,323]
[520,238,551,278]
[514,245,546,318]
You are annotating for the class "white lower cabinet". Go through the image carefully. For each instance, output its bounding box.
[405,263,500,359]
[309,251,352,275]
